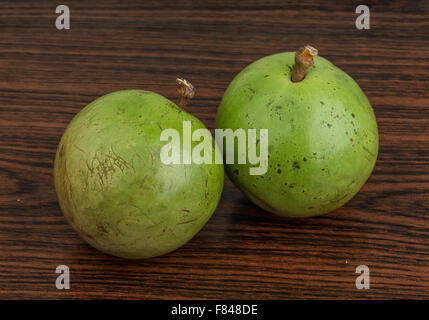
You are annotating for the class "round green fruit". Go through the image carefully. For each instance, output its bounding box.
[54,79,224,259]
[215,46,378,218]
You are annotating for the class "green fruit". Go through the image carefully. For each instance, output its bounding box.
[215,46,378,218]
[54,80,224,259]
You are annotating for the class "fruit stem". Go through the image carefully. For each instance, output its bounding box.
[291,45,318,82]
[176,78,196,108]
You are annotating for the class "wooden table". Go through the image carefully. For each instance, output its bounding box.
[1,0,428,299]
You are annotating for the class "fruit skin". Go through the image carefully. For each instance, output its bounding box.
[215,52,378,218]
[54,90,224,259]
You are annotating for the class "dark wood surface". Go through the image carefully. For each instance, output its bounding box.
[0,0,428,299]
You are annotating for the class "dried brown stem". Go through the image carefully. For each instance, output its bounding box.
[291,45,318,82]
[176,78,196,108]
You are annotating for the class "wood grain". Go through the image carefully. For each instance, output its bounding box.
[0,0,428,299]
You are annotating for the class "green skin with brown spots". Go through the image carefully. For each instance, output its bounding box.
[215,52,378,218]
[54,90,224,259]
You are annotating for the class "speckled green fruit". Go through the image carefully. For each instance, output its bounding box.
[54,90,224,259]
[215,52,378,218]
